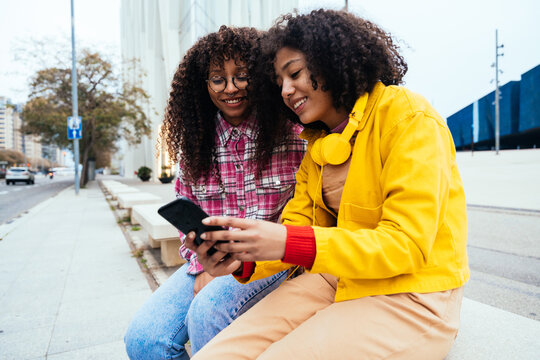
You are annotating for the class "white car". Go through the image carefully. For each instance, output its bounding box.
[5,167,35,185]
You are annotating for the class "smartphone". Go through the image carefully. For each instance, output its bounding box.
[157,197,224,255]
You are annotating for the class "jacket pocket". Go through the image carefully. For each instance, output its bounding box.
[342,203,382,230]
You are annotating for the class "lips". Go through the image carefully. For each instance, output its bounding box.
[221,96,247,107]
[291,97,307,113]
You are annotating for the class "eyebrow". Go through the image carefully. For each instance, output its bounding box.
[209,65,248,74]
[280,58,302,72]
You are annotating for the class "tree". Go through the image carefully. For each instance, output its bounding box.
[21,49,151,186]
[0,149,26,166]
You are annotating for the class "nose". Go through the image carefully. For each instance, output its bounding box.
[224,77,238,95]
[281,79,294,99]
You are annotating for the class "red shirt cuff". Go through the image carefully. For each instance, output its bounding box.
[234,261,255,279]
[282,225,316,269]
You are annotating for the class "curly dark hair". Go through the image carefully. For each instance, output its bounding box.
[160,25,295,184]
[256,9,408,128]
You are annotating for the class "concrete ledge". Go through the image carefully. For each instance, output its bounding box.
[117,193,162,213]
[109,186,140,200]
[101,180,121,187]
[131,203,183,267]
[446,298,540,359]
[156,237,184,267]
[131,204,179,239]
[101,180,122,194]
[104,184,130,192]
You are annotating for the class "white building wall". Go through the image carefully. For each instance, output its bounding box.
[1,105,22,152]
[24,134,42,162]
[0,105,9,150]
[12,107,24,153]
[119,0,298,180]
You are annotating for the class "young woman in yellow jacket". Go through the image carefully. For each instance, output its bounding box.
[186,9,469,360]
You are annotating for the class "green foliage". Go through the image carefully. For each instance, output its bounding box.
[131,249,143,258]
[117,215,131,224]
[21,49,152,185]
[137,166,152,181]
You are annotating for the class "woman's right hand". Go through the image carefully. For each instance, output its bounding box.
[185,231,242,277]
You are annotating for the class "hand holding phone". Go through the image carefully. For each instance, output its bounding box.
[157,198,225,255]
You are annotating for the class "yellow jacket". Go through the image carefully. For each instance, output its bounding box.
[241,82,469,302]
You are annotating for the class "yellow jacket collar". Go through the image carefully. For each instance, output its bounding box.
[299,81,386,144]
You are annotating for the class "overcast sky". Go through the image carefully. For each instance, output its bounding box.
[1,0,538,118]
[0,0,122,104]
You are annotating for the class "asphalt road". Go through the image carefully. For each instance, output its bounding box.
[465,205,540,321]
[0,175,73,225]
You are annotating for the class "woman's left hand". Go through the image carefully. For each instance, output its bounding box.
[201,217,287,262]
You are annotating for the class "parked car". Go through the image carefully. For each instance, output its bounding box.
[0,168,6,179]
[6,167,35,185]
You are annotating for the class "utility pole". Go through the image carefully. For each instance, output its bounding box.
[492,29,504,155]
[471,123,474,156]
[344,0,348,12]
[70,0,80,194]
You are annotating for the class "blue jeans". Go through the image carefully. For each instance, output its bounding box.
[124,263,288,359]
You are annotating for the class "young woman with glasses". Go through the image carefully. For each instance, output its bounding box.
[186,10,469,359]
[124,25,305,360]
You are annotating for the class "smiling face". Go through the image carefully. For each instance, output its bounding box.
[274,47,348,129]
[207,57,250,126]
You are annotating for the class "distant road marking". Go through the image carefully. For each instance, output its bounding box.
[13,188,22,192]
[468,204,540,216]
[0,191,7,196]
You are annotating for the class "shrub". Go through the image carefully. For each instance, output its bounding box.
[137,166,152,181]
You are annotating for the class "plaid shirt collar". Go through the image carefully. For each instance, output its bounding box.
[215,111,258,147]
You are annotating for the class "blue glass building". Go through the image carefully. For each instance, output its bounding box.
[447,64,540,150]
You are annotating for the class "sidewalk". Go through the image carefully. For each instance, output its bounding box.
[0,181,151,359]
[456,148,540,210]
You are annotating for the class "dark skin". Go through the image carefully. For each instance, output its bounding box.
[185,215,288,277]
[185,230,243,276]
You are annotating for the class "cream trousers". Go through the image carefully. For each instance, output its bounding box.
[192,272,463,360]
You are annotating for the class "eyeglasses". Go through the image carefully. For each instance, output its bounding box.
[206,74,250,93]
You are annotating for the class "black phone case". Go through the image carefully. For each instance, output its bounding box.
[157,198,224,254]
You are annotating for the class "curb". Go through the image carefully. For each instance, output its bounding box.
[0,185,74,240]
[97,180,179,291]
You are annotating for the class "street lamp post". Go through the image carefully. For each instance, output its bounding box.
[70,0,80,194]
[493,29,504,155]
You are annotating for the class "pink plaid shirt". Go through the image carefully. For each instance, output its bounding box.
[175,112,306,274]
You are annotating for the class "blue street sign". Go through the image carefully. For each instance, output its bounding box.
[67,116,82,140]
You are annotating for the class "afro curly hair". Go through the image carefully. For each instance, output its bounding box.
[254,9,408,129]
[160,25,296,184]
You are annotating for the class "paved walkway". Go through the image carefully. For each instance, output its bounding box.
[456,148,540,210]
[0,181,150,359]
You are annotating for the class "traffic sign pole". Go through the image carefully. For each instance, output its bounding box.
[71,0,80,194]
